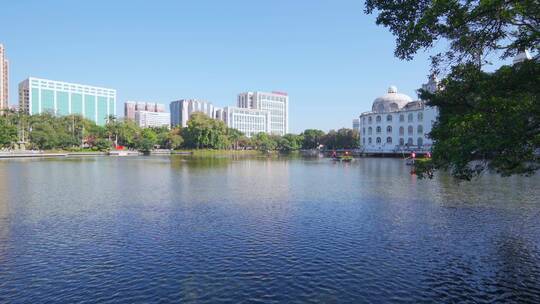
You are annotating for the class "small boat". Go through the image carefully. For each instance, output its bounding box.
[332,155,354,162]
[108,150,140,156]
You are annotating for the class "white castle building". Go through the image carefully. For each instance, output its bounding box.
[359,77,439,154]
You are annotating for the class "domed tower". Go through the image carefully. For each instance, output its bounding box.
[371,86,412,113]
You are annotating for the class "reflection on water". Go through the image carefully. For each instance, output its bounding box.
[0,156,538,303]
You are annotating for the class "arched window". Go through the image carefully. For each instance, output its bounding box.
[376,115,381,122]
[376,137,382,144]
[417,125,423,134]
[399,126,404,135]
[386,137,392,143]
[362,128,366,135]
[368,116,372,124]
[399,114,404,122]
[407,137,413,145]
[376,126,381,133]
[363,138,365,144]
[408,113,413,122]
[368,137,372,144]
[387,126,392,133]
[390,103,399,111]
[418,112,423,121]
[386,115,392,122]
[368,127,372,135]
[417,137,423,146]
[399,138,404,145]
[408,125,413,135]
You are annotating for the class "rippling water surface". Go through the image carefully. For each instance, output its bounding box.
[0,156,539,303]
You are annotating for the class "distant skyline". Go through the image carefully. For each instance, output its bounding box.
[0,0,510,133]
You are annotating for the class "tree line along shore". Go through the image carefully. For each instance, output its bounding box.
[0,111,359,153]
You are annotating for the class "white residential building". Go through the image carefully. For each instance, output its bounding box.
[359,78,439,154]
[237,91,288,135]
[135,111,170,128]
[125,101,166,121]
[222,106,270,137]
[170,99,215,127]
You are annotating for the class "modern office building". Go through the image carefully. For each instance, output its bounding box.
[170,99,216,127]
[0,44,8,110]
[135,111,171,128]
[358,78,439,154]
[237,91,288,135]
[124,101,166,121]
[18,77,116,125]
[222,107,270,137]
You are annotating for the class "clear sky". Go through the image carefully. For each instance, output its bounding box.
[0,0,511,132]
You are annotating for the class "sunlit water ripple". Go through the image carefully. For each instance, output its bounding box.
[0,156,539,303]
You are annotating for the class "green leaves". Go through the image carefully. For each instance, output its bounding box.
[183,112,231,149]
[0,116,17,148]
[417,60,540,179]
[365,0,540,70]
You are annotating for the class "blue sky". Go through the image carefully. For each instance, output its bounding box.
[0,0,508,132]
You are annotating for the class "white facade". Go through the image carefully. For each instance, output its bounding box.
[0,44,8,110]
[359,80,439,154]
[237,91,288,135]
[170,99,215,127]
[223,106,270,137]
[135,111,170,128]
[125,101,166,121]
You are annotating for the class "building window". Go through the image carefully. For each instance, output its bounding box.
[399,138,404,145]
[376,126,381,133]
[417,125,423,134]
[408,125,413,135]
[418,137,423,146]
[376,137,381,144]
[363,128,366,135]
[368,127,372,135]
[363,138,365,144]
[407,137,413,145]
[386,137,392,143]
[376,115,381,122]
[418,112,423,121]
[399,114,404,122]
[368,137,372,144]
[408,113,413,122]
[368,116,372,124]
[399,126,404,135]
[386,114,392,122]
[387,126,392,133]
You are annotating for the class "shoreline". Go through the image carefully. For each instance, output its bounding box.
[0,149,262,159]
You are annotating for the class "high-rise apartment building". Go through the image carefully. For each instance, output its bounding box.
[222,107,270,137]
[237,91,288,135]
[0,44,9,110]
[18,77,116,125]
[124,101,166,120]
[170,99,216,127]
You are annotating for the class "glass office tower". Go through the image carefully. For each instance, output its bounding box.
[19,77,116,125]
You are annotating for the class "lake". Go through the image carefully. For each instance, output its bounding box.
[0,156,539,303]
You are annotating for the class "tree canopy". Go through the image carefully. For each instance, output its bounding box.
[421,60,539,179]
[365,0,540,71]
[366,0,540,179]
